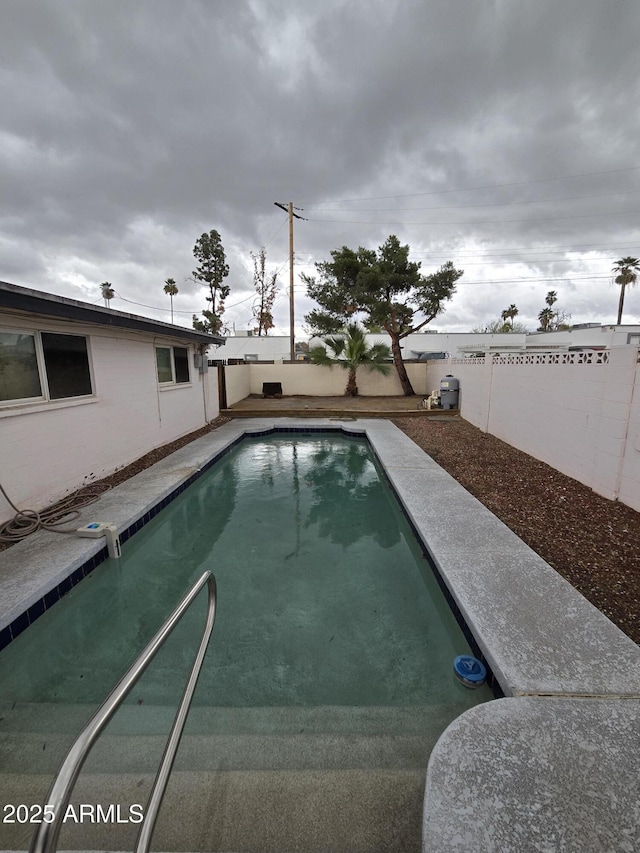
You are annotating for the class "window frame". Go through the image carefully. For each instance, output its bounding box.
[155,344,192,388]
[0,327,95,408]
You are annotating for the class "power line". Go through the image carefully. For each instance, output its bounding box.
[113,292,193,315]
[455,274,612,286]
[299,165,640,206]
[306,208,640,227]
[296,240,640,263]
[301,188,640,214]
[296,254,635,268]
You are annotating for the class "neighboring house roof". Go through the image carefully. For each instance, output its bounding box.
[0,280,226,347]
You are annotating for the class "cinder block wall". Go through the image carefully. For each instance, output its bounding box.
[427,347,640,511]
[225,361,430,397]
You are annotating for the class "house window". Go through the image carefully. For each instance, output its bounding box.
[156,346,191,385]
[155,347,173,383]
[41,333,92,399]
[0,332,42,402]
[173,347,190,383]
[0,330,93,405]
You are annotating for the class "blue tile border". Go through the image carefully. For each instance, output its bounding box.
[0,544,109,651]
[366,441,504,698]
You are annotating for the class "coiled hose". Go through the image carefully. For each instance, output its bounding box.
[0,482,111,545]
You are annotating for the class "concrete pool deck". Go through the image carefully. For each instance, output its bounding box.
[0,417,639,851]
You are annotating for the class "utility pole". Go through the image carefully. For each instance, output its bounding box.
[274,202,307,362]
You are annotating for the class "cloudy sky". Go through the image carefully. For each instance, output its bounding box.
[2,0,640,336]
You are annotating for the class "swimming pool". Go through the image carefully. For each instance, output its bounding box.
[0,429,492,852]
[3,420,636,852]
[0,433,492,710]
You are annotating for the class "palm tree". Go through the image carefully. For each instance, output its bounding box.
[309,323,392,396]
[612,257,640,324]
[501,304,519,329]
[100,282,115,308]
[537,307,554,331]
[163,278,179,324]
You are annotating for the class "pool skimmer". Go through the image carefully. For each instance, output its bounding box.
[76,522,122,559]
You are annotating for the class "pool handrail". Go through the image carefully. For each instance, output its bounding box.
[29,570,217,853]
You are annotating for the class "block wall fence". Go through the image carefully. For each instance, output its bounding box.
[223,361,430,405]
[426,346,640,511]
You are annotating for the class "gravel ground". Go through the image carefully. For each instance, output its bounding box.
[392,416,640,645]
[3,413,638,644]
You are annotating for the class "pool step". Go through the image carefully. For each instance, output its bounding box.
[0,703,460,852]
[0,728,443,775]
[0,703,456,775]
[0,700,464,735]
[0,768,425,852]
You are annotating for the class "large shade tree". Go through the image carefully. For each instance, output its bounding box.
[309,323,391,397]
[303,235,463,395]
[612,257,640,324]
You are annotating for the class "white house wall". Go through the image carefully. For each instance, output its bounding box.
[217,327,640,363]
[0,315,219,526]
[527,325,640,350]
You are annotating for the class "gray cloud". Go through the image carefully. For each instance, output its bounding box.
[2,0,640,334]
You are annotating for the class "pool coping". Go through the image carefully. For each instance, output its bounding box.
[1,417,639,851]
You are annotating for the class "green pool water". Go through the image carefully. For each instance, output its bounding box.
[0,434,493,711]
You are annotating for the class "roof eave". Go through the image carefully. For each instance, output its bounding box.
[0,281,225,346]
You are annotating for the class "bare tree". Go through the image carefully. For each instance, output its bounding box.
[251,248,278,335]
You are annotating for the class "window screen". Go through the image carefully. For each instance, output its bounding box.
[156,347,173,383]
[0,332,43,402]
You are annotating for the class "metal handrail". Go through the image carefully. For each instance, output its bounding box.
[30,571,217,853]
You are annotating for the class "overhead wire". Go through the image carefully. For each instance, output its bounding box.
[299,164,640,206]
[306,208,640,227]
[302,187,640,214]
[103,215,293,324]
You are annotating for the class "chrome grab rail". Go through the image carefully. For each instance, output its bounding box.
[30,571,217,853]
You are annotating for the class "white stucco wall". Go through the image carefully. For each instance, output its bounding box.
[619,357,640,510]
[427,348,640,511]
[243,362,429,396]
[0,314,219,525]
[225,363,251,406]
